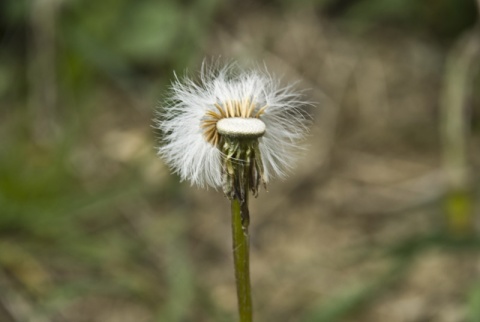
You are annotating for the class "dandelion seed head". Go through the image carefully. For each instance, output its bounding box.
[156,61,311,190]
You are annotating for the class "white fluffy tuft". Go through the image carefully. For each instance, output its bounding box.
[155,62,311,189]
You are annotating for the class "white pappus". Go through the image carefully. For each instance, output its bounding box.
[155,62,311,192]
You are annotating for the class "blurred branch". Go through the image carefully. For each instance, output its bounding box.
[440,26,480,189]
[28,0,62,144]
[440,22,480,236]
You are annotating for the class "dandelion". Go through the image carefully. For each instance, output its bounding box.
[156,62,311,322]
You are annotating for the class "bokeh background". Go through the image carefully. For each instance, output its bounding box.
[1,0,480,321]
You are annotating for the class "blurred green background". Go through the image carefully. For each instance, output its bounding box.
[1,0,480,321]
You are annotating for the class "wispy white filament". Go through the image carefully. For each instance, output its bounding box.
[156,62,310,189]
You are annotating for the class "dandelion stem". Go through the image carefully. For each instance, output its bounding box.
[231,195,253,322]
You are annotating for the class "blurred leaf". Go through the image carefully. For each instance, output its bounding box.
[154,215,195,322]
[304,285,377,322]
[386,232,480,260]
[302,261,407,322]
[0,57,15,98]
[1,0,29,23]
[340,0,477,38]
[114,1,182,61]
[469,283,480,322]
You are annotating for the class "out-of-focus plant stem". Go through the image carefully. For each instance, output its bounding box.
[231,195,253,322]
[29,0,61,144]
[440,14,480,236]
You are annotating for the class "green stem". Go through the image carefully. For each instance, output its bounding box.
[231,195,253,322]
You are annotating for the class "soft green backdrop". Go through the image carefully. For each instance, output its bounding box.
[1,0,479,321]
